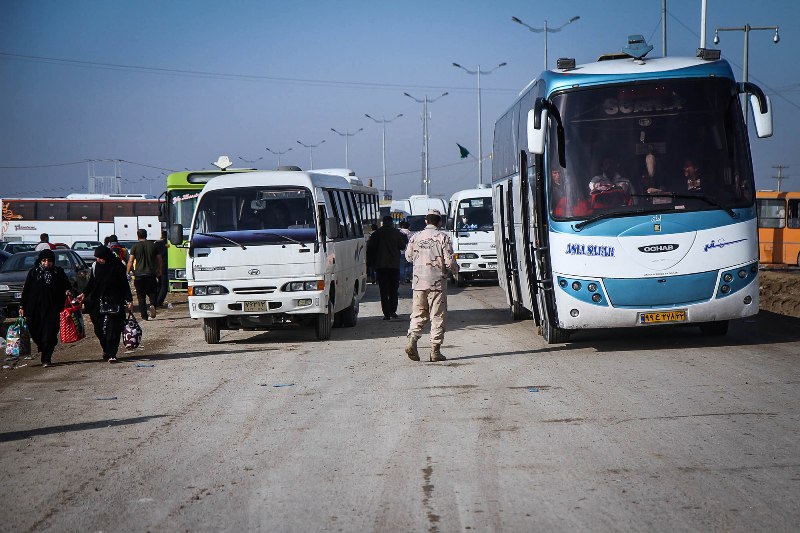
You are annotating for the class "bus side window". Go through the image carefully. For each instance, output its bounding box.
[789,199,800,228]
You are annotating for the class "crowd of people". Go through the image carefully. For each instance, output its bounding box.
[18,229,167,367]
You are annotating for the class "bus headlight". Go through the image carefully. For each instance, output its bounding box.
[283,280,324,292]
[189,285,229,296]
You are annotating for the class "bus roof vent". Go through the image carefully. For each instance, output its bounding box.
[622,34,653,60]
[275,166,302,171]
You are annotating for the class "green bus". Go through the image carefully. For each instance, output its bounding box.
[164,166,256,291]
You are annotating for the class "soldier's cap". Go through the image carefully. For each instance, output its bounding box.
[427,209,442,216]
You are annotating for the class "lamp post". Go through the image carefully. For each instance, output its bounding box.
[237,155,263,168]
[296,139,325,170]
[452,62,506,185]
[404,91,448,195]
[265,147,293,167]
[364,113,403,194]
[330,128,364,169]
[511,15,580,70]
[713,24,780,124]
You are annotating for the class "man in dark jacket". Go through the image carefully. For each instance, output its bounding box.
[366,216,407,320]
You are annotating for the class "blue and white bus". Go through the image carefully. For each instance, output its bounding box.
[172,167,379,343]
[492,36,773,343]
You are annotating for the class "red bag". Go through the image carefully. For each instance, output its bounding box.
[59,297,86,344]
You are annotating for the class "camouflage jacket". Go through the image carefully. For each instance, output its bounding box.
[405,225,458,291]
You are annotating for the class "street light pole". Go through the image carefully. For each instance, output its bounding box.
[296,139,325,170]
[237,155,263,168]
[404,92,448,195]
[365,113,403,194]
[265,147,293,167]
[713,24,780,123]
[330,128,364,169]
[452,62,506,185]
[511,15,580,70]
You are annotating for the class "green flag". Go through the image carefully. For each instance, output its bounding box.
[457,143,470,159]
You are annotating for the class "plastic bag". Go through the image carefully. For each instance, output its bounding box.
[123,312,142,350]
[59,298,86,344]
[5,317,32,358]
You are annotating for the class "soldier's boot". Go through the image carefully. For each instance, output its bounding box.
[430,344,447,362]
[405,335,420,361]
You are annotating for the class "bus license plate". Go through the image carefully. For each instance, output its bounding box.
[639,310,687,324]
[243,301,267,312]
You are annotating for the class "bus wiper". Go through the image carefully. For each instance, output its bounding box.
[196,232,247,249]
[259,232,308,248]
[643,193,739,219]
[573,208,660,231]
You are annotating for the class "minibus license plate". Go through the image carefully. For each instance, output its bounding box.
[487,263,497,269]
[243,301,267,312]
[14,292,22,299]
[639,310,686,324]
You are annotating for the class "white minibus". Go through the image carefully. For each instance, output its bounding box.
[446,186,497,286]
[170,167,379,343]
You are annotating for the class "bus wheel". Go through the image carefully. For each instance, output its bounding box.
[203,318,221,344]
[511,301,528,320]
[538,291,569,343]
[699,320,729,336]
[315,301,333,340]
[454,272,467,288]
[339,294,359,327]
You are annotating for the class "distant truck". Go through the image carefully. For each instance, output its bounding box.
[390,195,448,230]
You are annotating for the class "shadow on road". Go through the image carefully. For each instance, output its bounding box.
[0,414,169,443]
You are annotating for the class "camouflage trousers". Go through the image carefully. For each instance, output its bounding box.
[407,289,447,345]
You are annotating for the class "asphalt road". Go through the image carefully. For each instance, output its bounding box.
[1,282,798,532]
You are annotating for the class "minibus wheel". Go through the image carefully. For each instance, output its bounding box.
[340,294,359,327]
[203,318,221,344]
[315,301,333,340]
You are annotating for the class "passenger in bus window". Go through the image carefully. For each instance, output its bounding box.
[588,157,633,210]
[265,202,291,229]
[683,159,702,192]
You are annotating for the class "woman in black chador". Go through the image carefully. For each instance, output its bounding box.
[20,249,74,367]
[76,246,133,363]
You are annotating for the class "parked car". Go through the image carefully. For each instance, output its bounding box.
[0,250,90,321]
[0,250,11,269]
[0,242,38,254]
[71,240,103,264]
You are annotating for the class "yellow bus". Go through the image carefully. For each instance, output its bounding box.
[756,190,800,267]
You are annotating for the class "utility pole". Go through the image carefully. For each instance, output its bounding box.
[771,165,790,192]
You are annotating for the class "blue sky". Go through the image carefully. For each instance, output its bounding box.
[1,0,799,200]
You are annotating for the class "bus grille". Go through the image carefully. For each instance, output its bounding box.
[233,286,277,295]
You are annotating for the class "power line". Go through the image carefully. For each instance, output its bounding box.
[0,51,517,95]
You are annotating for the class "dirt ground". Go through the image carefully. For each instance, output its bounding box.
[759,268,800,318]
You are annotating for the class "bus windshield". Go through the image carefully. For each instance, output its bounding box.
[169,190,201,239]
[549,78,755,220]
[454,197,493,231]
[193,187,317,246]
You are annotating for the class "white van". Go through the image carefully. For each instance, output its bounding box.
[446,187,497,286]
[391,195,448,230]
[172,167,379,343]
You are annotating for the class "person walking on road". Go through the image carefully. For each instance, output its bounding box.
[76,246,134,363]
[19,249,74,367]
[404,209,458,362]
[366,216,407,320]
[126,228,162,321]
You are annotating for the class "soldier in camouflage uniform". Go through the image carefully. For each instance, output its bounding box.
[404,210,458,362]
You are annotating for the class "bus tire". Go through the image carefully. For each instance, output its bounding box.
[203,318,221,344]
[454,271,467,288]
[538,291,569,343]
[699,320,729,336]
[315,301,333,340]
[339,294,359,327]
[511,301,528,321]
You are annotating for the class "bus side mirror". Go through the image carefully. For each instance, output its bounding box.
[527,108,547,155]
[325,218,340,239]
[750,94,773,138]
[169,224,183,246]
